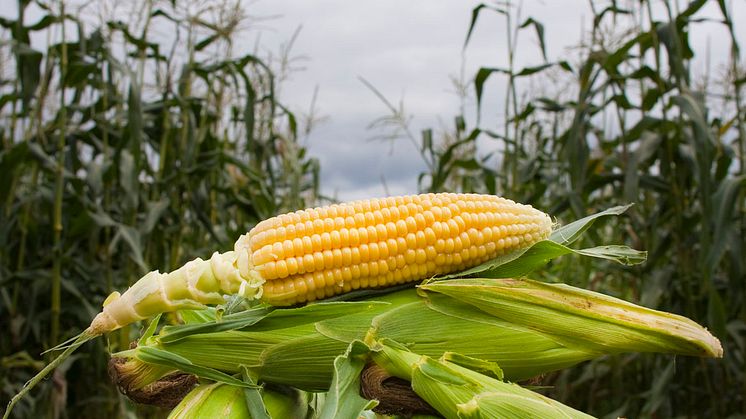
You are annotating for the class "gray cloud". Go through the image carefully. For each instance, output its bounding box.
[254,0,745,202]
[307,116,428,201]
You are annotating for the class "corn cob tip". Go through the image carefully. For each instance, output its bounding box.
[88,311,115,336]
[87,251,265,335]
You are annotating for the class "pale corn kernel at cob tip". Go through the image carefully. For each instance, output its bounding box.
[240,193,553,305]
[88,251,263,335]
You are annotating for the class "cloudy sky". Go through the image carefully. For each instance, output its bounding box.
[244,0,745,201]
[4,1,745,201]
[249,0,587,201]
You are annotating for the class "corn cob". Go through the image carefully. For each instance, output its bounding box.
[88,193,552,335]
[252,193,551,304]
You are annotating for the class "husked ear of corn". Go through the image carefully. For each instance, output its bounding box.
[88,193,552,334]
[250,193,551,305]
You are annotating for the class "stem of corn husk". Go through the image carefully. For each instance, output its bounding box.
[360,363,439,416]
[109,356,185,404]
[370,340,594,419]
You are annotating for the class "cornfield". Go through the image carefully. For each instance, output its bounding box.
[1,0,744,417]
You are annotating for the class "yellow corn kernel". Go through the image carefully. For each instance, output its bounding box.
[249,193,552,305]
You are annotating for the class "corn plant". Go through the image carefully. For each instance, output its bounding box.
[0,0,318,417]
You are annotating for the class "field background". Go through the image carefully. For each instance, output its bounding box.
[0,0,744,417]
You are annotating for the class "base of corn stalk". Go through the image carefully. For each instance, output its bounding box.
[109,360,442,417]
[108,357,197,409]
[360,363,440,417]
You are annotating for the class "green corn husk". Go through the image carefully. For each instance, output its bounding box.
[167,382,309,419]
[112,278,721,394]
[371,341,594,419]
[421,278,723,357]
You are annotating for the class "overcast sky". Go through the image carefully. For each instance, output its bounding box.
[4,1,745,202]
[245,0,745,201]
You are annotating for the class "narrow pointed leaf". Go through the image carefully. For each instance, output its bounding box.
[159,306,274,343]
[550,204,633,245]
[318,341,378,419]
[135,347,257,388]
[240,368,270,419]
[573,245,647,265]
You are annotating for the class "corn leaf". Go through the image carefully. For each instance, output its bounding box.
[240,367,270,419]
[422,278,722,357]
[441,352,504,380]
[549,204,633,245]
[252,300,389,331]
[137,314,162,345]
[318,340,378,419]
[476,240,574,278]
[158,305,274,343]
[435,239,645,281]
[257,333,350,391]
[179,309,217,325]
[135,347,256,388]
[574,245,647,265]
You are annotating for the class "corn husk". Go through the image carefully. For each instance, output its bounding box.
[167,382,309,419]
[371,341,594,419]
[112,278,721,394]
[421,278,723,357]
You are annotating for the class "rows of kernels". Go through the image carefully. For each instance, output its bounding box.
[250,193,551,305]
[252,212,549,281]
[250,197,548,263]
[261,258,469,306]
[249,193,521,249]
